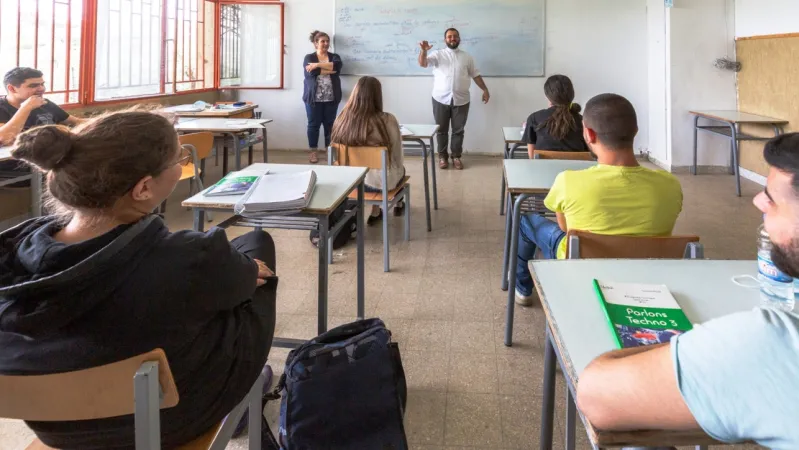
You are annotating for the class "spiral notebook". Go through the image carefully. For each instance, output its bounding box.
[234,170,317,216]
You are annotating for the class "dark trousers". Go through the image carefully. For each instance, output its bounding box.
[432,98,470,159]
[305,101,338,149]
[231,230,277,354]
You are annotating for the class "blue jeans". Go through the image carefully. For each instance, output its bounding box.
[305,101,338,149]
[516,214,566,296]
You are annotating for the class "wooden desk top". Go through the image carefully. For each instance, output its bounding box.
[531,259,759,447]
[182,163,368,215]
[690,110,788,124]
[503,159,596,194]
[165,104,258,117]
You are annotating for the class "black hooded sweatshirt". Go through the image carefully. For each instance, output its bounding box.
[0,215,268,449]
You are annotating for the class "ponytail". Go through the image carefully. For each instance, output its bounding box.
[538,102,580,141]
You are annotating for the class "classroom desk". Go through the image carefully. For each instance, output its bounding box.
[401,124,440,232]
[0,146,41,217]
[501,159,596,347]
[182,163,368,348]
[531,259,759,450]
[689,110,787,197]
[164,103,258,118]
[175,118,272,173]
[499,126,526,215]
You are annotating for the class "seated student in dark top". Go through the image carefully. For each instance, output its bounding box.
[522,74,588,159]
[0,67,84,145]
[0,109,277,449]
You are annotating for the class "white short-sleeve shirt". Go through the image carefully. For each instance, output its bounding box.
[426,48,480,107]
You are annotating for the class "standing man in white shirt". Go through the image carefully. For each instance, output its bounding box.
[418,28,490,170]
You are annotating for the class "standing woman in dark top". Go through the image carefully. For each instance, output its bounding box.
[303,30,343,164]
[522,74,588,159]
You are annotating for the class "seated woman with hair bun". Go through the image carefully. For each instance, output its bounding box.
[0,109,277,448]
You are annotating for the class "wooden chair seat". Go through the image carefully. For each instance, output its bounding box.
[179,164,200,182]
[26,420,223,450]
[348,176,410,202]
[534,150,594,161]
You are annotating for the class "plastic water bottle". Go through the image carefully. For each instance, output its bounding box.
[757,224,795,311]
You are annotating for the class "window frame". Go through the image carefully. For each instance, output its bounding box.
[1,0,286,110]
[214,0,285,90]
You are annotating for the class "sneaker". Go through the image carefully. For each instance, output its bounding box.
[452,158,464,170]
[515,289,535,307]
[439,158,449,169]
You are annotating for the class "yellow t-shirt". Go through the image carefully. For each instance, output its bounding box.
[544,164,683,259]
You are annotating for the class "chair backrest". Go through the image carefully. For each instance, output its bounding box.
[329,143,389,171]
[0,349,179,421]
[534,150,594,161]
[179,132,215,160]
[566,230,702,259]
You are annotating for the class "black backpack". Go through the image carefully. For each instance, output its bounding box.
[272,318,407,450]
[309,200,358,250]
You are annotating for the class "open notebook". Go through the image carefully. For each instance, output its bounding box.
[233,170,317,217]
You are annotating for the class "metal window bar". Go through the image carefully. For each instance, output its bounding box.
[220,4,241,82]
[1,0,80,104]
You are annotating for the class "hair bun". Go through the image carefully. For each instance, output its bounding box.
[11,125,74,171]
[309,30,320,43]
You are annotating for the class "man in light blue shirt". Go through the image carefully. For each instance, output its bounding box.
[577,132,799,450]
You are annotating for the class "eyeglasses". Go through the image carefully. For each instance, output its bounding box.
[176,146,192,166]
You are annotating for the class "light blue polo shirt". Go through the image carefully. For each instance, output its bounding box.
[671,307,799,449]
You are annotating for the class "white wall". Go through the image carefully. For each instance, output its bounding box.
[647,0,669,166]
[239,0,649,154]
[668,0,737,168]
[736,0,799,38]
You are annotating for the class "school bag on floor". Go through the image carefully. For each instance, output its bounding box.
[272,318,407,450]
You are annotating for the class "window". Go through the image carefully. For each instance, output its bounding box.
[218,1,283,89]
[0,0,83,105]
[93,0,215,101]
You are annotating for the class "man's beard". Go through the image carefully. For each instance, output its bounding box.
[771,239,799,278]
[446,41,459,49]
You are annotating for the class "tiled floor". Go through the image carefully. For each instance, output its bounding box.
[0,150,766,449]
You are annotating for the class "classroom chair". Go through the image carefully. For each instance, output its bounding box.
[565,230,703,259]
[533,150,595,161]
[0,349,267,450]
[160,133,214,222]
[328,144,411,272]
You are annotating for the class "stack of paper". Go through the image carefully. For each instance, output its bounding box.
[234,170,317,216]
[400,125,414,137]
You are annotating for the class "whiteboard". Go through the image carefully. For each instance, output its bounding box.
[334,0,545,77]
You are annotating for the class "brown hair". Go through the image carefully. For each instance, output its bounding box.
[310,30,330,45]
[538,74,581,141]
[11,108,179,214]
[330,76,391,154]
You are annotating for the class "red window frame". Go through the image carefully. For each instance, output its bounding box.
[0,0,286,109]
[0,0,83,106]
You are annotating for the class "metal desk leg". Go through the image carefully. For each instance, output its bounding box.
[504,193,529,346]
[566,386,577,450]
[263,125,269,162]
[193,209,205,232]
[430,137,438,210]
[317,215,330,334]
[226,132,242,171]
[729,122,742,197]
[540,327,557,450]
[357,182,365,320]
[501,191,513,291]
[692,115,699,175]
[500,142,509,216]
[31,170,42,217]
[419,139,433,232]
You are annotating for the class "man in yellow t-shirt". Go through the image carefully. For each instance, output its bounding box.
[515,93,683,306]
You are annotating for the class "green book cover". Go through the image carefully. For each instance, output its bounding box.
[205,172,261,197]
[592,280,693,349]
